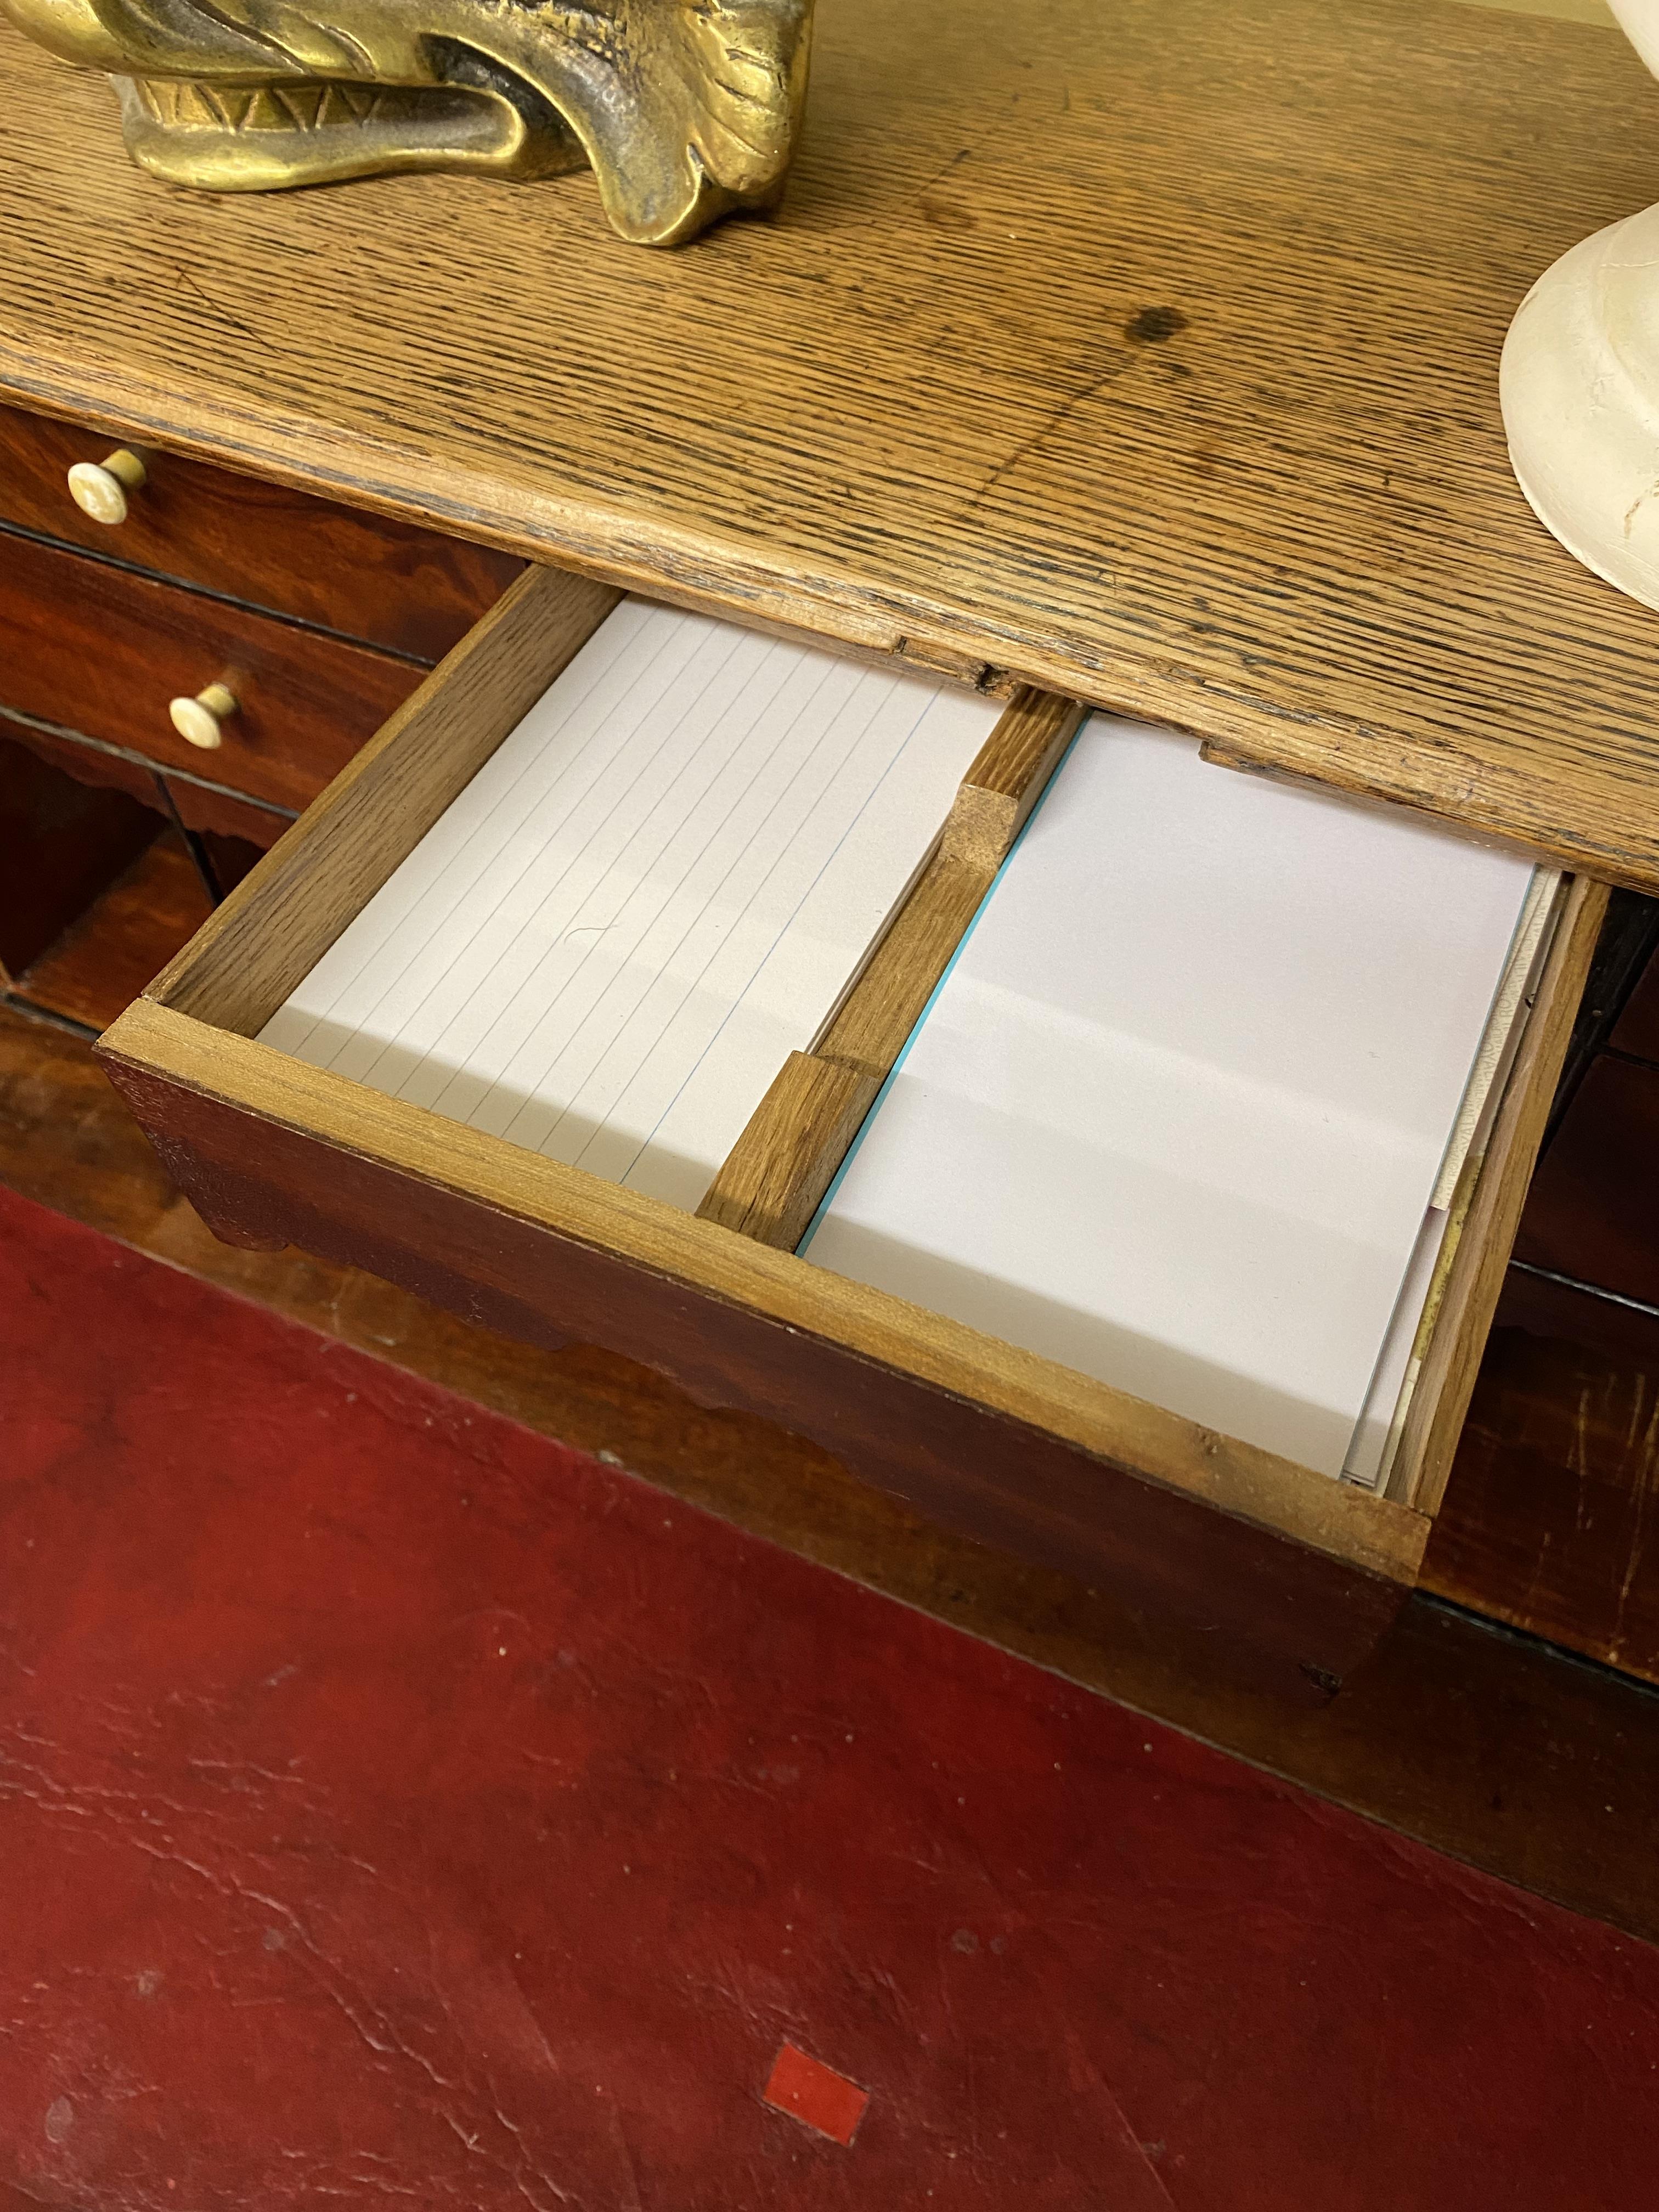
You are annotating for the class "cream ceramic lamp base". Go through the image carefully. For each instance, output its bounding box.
[1502,203,1659,612]
[1500,0,1659,610]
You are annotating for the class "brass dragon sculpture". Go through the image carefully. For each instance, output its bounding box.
[1,0,816,244]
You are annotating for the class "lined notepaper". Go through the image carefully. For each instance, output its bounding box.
[261,600,1002,1209]
[804,718,1541,1481]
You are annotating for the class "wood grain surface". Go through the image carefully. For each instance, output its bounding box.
[0,400,523,661]
[697,1052,882,1249]
[0,714,165,815]
[0,530,424,811]
[3,4,1658,880]
[1425,1264,1659,1678]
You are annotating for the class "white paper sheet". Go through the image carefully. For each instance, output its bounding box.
[1343,1205,1451,1488]
[1343,876,1564,1489]
[803,718,1540,1479]
[261,600,1002,1209]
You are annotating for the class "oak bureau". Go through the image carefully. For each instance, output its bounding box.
[3,0,1657,1707]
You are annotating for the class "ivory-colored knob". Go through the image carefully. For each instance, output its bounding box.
[169,682,238,751]
[66,448,147,527]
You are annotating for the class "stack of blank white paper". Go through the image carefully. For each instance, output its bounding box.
[801,718,1544,1484]
[260,600,1003,1209]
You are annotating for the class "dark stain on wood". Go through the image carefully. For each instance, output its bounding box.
[1124,306,1190,344]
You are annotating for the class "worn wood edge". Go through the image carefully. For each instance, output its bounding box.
[943,686,1087,870]
[97,993,1429,1587]
[700,686,1085,1238]
[816,691,1083,1073]
[1392,873,1611,1516]
[1429,867,1564,1212]
[149,563,620,1029]
[1374,1146,1483,1503]
[6,352,1657,891]
[696,1052,882,1248]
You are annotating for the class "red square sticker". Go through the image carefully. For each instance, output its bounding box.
[761,2042,871,2147]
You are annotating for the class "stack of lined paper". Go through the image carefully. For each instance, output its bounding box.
[260,600,1002,1209]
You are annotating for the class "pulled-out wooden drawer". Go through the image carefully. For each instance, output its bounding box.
[0,532,423,812]
[96,568,1607,1703]
[0,402,522,661]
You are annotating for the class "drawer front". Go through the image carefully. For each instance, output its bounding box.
[0,403,523,661]
[161,778,293,850]
[105,1037,1413,1703]
[0,533,424,813]
[94,567,1604,1703]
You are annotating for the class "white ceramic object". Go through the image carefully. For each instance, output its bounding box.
[1502,1,1659,609]
[66,448,145,527]
[169,682,237,750]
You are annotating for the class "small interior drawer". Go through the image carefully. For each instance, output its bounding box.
[0,400,523,662]
[96,566,1607,1703]
[0,530,423,812]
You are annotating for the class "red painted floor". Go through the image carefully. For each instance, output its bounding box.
[3,1185,1657,2211]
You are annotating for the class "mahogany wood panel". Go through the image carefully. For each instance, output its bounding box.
[0,532,424,811]
[159,776,293,849]
[103,992,1426,1593]
[0,726,160,980]
[1547,887,1659,1143]
[1612,943,1659,1063]
[0,716,293,904]
[0,400,523,659]
[196,834,270,901]
[6,1005,1659,1942]
[5,6,1659,880]
[92,1051,1414,1703]
[1514,1053,1659,1306]
[10,830,212,1034]
[1424,1265,1659,1681]
[0,714,162,813]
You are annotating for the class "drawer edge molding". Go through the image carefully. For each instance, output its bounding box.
[98,993,1431,1595]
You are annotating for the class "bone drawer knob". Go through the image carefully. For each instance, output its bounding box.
[66,448,147,526]
[168,683,238,751]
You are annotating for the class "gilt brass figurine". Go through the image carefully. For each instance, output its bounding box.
[1,0,815,245]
